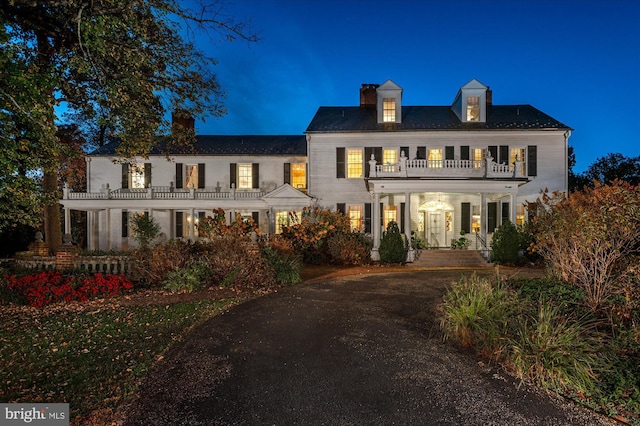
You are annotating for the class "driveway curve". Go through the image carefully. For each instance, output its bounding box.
[123,270,613,425]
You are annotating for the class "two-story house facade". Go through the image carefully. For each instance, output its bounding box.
[61,79,571,260]
[61,134,311,251]
[305,79,571,260]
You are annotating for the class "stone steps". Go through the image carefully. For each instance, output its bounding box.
[411,249,492,268]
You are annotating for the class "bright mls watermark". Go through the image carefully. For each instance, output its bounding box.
[1,404,69,425]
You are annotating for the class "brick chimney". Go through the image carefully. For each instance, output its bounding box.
[360,84,379,108]
[171,110,195,131]
[486,88,492,106]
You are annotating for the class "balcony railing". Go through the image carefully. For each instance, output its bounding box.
[368,152,523,179]
[63,184,267,201]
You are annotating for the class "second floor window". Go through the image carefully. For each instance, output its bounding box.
[130,165,146,189]
[428,149,442,168]
[383,98,396,122]
[238,163,252,189]
[472,148,485,168]
[510,148,526,176]
[466,96,480,121]
[347,149,362,178]
[291,163,306,189]
[383,149,397,165]
[185,165,198,188]
[123,163,150,189]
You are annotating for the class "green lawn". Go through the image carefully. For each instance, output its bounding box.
[0,296,241,423]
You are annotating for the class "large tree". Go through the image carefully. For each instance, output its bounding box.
[580,153,640,188]
[0,0,255,252]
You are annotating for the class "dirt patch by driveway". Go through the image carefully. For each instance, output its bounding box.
[120,268,612,426]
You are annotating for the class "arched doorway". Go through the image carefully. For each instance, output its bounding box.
[419,198,453,248]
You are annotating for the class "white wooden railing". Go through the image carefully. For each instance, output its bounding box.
[64,183,266,201]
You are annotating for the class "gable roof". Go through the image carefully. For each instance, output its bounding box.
[90,135,307,156]
[306,104,571,132]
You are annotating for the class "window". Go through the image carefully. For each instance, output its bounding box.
[383,149,397,165]
[348,205,362,231]
[472,205,481,233]
[291,163,306,189]
[516,205,525,226]
[184,211,205,238]
[428,149,442,168]
[466,96,480,121]
[383,205,397,228]
[130,164,146,189]
[472,148,485,168]
[238,163,252,189]
[510,148,526,176]
[347,149,363,178]
[383,98,395,122]
[185,165,198,189]
[276,210,301,234]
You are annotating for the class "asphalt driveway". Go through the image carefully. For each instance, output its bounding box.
[122,269,613,425]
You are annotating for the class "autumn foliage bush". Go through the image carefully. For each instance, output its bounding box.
[1,271,133,308]
[326,232,372,266]
[280,207,352,264]
[197,208,260,238]
[530,180,640,311]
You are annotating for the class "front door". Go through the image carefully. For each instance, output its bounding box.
[427,211,444,247]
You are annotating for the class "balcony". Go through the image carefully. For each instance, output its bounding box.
[63,184,267,200]
[368,152,524,179]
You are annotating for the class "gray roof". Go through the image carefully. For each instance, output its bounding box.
[90,135,307,156]
[306,105,571,132]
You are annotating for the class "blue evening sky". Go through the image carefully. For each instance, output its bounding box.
[193,0,639,172]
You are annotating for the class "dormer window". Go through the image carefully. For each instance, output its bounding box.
[383,98,396,122]
[466,96,480,121]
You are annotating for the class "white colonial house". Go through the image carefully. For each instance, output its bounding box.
[61,78,571,260]
[61,134,311,251]
[305,79,571,260]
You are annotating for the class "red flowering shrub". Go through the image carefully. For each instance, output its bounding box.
[2,271,133,308]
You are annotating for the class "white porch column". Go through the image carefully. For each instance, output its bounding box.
[480,193,487,241]
[105,208,111,251]
[509,193,516,224]
[64,207,71,235]
[85,157,91,193]
[405,192,415,262]
[371,192,381,261]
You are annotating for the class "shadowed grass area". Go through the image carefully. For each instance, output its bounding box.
[0,297,240,423]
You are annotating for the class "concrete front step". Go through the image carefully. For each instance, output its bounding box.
[412,249,492,268]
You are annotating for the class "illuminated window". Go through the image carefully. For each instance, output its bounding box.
[472,148,485,168]
[428,149,442,168]
[510,148,526,176]
[238,164,252,189]
[347,149,362,178]
[472,205,481,233]
[383,98,396,122]
[185,165,198,188]
[466,96,480,121]
[291,163,306,189]
[185,211,204,237]
[348,205,362,231]
[383,205,397,228]
[130,164,146,189]
[383,149,397,164]
[516,205,525,226]
[276,210,301,234]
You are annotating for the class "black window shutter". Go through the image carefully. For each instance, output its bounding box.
[380,202,384,228]
[336,148,345,178]
[252,211,259,225]
[252,163,259,188]
[445,146,455,160]
[284,163,291,184]
[230,163,237,188]
[461,203,471,234]
[527,145,537,176]
[400,146,410,158]
[305,163,308,189]
[417,146,426,160]
[460,146,470,161]
[176,163,183,189]
[499,145,509,165]
[364,203,372,233]
[373,147,383,162]
[364,148,373,177]
[488,202,498,232]
[501,202,510,224]
[400,203,405,233]
[144,163,152,188]
[122,210,128,238]
[198,163,205,188]
[122,164,129,189]
[176,212,183,238]
[488,146,498,162]
[336,203,346,214]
